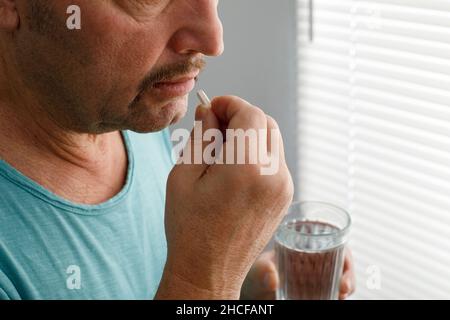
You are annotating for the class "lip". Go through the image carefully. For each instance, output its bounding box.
[151,72,199,99]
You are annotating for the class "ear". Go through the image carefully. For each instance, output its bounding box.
[0,0,19,31]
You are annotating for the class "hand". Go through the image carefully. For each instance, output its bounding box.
[156,96,294,299]
[240,248,355,300]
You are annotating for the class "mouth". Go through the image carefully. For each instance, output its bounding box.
[151,71,200,100]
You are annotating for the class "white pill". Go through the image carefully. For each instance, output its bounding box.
[197,90,211,108]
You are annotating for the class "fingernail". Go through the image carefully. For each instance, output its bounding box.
[195,105,208,121]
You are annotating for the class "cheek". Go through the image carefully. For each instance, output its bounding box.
[115,31,163,84]
[81,4,163,73]
[108,34,165,116]
[81,11,167,103]
[99,28,164,106]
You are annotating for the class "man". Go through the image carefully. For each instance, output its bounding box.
[0,0,354,299]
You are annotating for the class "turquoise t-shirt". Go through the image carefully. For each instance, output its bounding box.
[0,129,174,299]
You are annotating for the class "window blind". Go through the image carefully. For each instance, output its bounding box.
[296,0,450,299]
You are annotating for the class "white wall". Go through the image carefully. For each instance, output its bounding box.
[171,0,299,196]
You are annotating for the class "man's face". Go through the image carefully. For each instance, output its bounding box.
[9,0,223,133]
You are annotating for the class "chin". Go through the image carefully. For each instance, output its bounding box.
[127,98,188,133]
[163,97,188,125]
[169,106,188,125]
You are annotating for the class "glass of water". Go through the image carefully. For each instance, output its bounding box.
[275,201,351,300]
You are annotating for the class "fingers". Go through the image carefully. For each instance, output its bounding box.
[177,104,221,178]
[195,105,223,164]
[339,249,356,300]
[178,95,288,182]
[210,96,290,176]
[211,96,268,166]
[339,274,354,300]
[211,96,268,131]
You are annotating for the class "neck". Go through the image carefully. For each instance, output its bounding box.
[0,95,128,205]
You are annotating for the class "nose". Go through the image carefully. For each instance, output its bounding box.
[168,0,224,57]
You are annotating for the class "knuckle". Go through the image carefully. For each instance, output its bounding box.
[266,115,280,129]
[227,95,245,104]
[225,95,253,109]
[249,106,267,122]
[273,169,295,202]
[286,172,295,196]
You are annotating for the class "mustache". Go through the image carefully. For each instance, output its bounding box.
[138,58,206,93]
